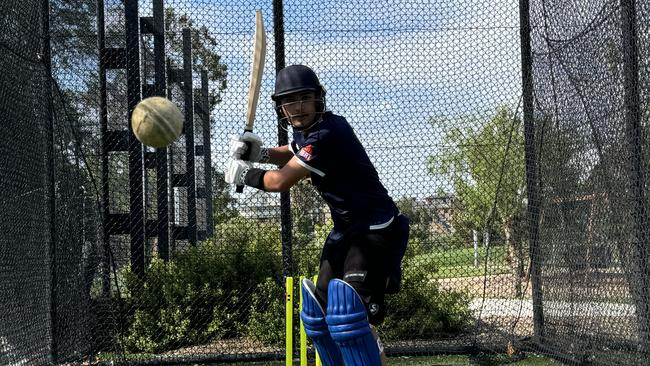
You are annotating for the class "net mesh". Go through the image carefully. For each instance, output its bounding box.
[529,0,649,364]
[0,1,52,365]
[1,0,649,365]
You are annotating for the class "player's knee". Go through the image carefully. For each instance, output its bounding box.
[342,272,386,325]
[301,279,329,338]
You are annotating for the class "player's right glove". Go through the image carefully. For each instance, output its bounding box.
[224,159,252,186]
[229,132,268,162]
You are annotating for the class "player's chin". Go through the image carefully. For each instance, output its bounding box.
[290,116,314,128]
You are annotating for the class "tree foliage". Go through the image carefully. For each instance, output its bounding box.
[429,107,528,294]
[163,7,227,112]
[430,107,526,240]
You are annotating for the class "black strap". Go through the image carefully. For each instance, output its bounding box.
[244,168,267,191]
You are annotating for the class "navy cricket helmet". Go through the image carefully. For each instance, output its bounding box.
[272,65,327,125]
[271,65,326,102]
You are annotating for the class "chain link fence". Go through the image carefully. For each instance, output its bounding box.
[1,0,649,365]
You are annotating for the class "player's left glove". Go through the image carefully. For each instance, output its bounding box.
[224,159,252,186]
[229,132,268,162]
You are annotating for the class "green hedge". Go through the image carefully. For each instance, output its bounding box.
[118,217,472,353]
[119,217,282,353]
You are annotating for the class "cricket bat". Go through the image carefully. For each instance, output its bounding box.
[237,10,266,193]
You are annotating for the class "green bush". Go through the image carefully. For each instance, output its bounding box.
[380,254,472,340]
[120,217,283,353]
[118,214,473,353]
[295,219,334,277]
[247,277,285,346]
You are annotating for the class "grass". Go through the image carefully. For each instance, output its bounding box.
[413,245,511,279]
[217,353,565,365]
[389,353,566,365]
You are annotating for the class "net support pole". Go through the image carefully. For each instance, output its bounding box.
[273,0,293,278]
[96,0,112,296]
[519,0,544,340]
[152,0,170,261]
[42,0,58,362]
[139,0,170,259]
[620,0,650,363]
[182,28,198,246]
[125,0,146,276]
[198,70,214,239]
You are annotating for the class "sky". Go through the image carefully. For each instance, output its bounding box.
[148,0,523,200]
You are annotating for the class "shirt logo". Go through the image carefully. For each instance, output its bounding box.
[298,144,313,161]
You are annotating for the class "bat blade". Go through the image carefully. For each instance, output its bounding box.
[237,10,266,193]
[245,10,266,132]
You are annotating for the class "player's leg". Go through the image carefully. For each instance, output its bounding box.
[325,232,392,366]
[370,325,387,365]
[300,278,342,366]
[325,278,384,366]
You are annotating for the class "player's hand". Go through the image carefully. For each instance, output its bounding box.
[224,159,252,185]
[229,132,264,161]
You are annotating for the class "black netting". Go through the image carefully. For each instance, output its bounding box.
[2,0,650,365]
[0,1,52,365]
[529,0,650,364]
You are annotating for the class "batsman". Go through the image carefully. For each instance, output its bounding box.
[225,65,410,365]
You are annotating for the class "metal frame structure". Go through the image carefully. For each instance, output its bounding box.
[97,0,213,278]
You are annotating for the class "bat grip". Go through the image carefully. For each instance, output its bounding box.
[235,140,253,193]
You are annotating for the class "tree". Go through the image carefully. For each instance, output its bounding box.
[163,8,227,112]
[50,2,229,222]
[429,107,528,295]
[290,180,328,274]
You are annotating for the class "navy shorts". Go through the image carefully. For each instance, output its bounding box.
[314,214,409,325]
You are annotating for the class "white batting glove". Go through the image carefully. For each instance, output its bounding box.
[224,159,252,186]
[229,132,266,162]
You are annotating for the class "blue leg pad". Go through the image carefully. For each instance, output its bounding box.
[326,279,382,366]
[300,279,343,366]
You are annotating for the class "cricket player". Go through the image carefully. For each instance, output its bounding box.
[225,64,410,365]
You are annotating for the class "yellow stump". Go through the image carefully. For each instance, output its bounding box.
[287,275,324,366]
[285,276,293,366]
[299,276,307,366]
[313,275,322,366]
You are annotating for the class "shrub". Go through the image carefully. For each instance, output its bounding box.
[119,217,283,353]
[380,254,473,340]
[247,277,285,346]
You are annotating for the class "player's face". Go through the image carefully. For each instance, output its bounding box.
[280,91,318,129]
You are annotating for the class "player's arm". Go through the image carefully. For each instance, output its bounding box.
[261,156,309,191]
[225,156,309,192]
[266,145,293,166]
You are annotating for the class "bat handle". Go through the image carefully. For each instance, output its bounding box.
[235,140,253,193]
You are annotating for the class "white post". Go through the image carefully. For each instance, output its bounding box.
[473,230,479,268]
[483,231,490,262]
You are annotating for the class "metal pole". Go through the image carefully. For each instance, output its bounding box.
[125,0,145,276]
[152,0,170,260]
[182,28,198,245]
[519,0,544,340]
[42,0,58,361]
[273,0,293,278]
[96,0,111,295]
[200,70,214,237]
